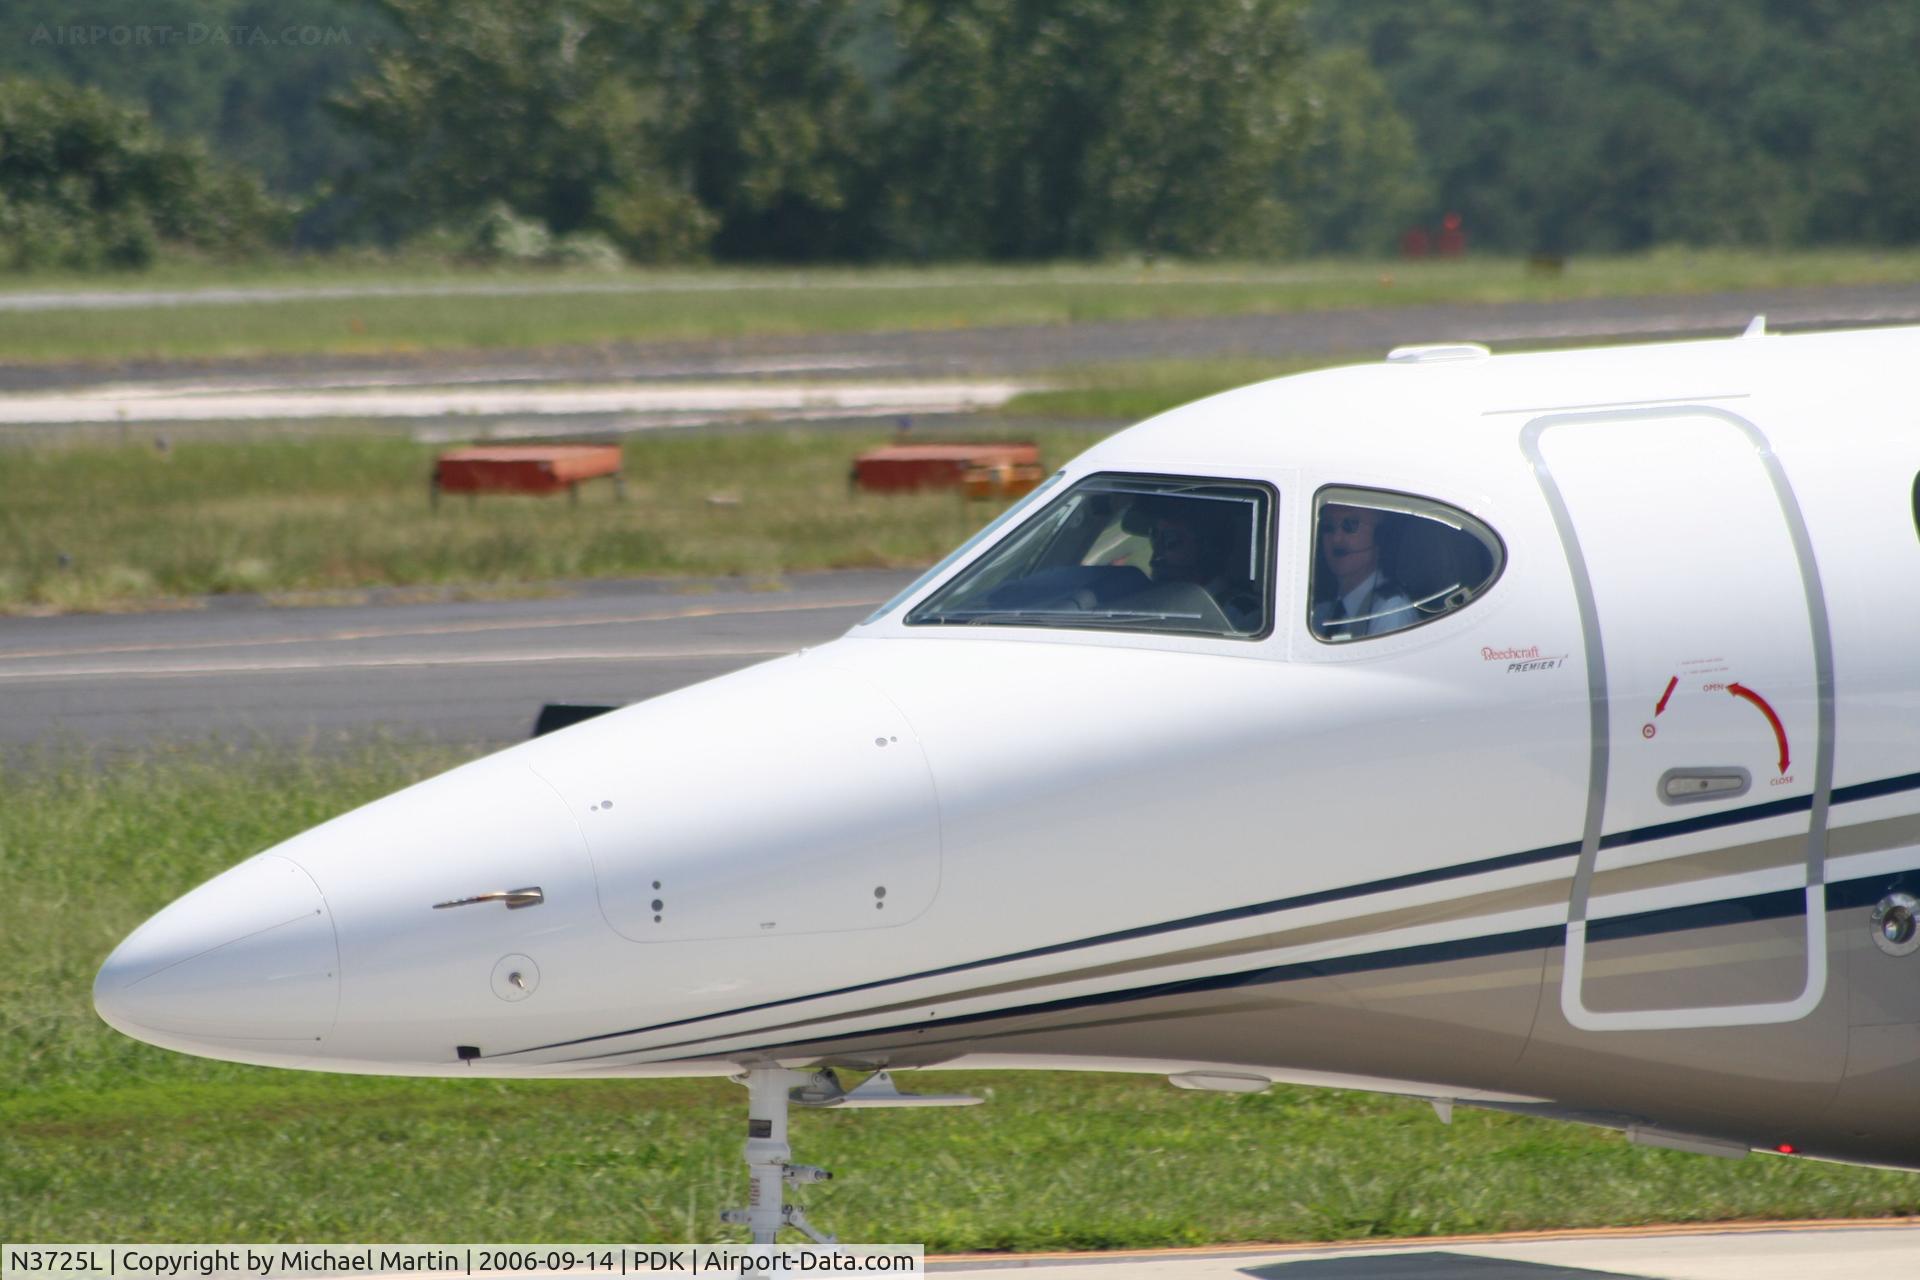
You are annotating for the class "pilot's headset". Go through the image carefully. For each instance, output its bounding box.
[1314,502,1397,602]
[1134,498,1223,573]
[1117,495,1159,539]
[1118,496,1170,561]
[1115,498,1175,579]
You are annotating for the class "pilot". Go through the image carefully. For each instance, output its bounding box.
[1147,503,1261,630]
[1312,503,1415,639]
[1147,508,1212,583]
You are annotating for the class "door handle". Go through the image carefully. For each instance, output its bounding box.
[1657,768,1750,805]
[432,886,544,910]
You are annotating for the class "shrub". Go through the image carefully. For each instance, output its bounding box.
[0,77,286,271]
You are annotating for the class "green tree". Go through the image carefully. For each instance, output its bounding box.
[0,77,284,270]
[1283,47,1429,254]
[0,0,380,201]
[1307,0,1871,253]
[334,0,879,261]
[1807,3,1920,244]
[623,0,874,259]
[332,0,711,258]
[884,0,1308,259]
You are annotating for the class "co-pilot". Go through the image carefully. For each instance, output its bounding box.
[1312,504,1414,639]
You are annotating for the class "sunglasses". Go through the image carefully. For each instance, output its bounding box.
[1318,514,1373,536]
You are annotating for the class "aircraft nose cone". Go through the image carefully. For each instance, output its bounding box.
[94,854,339,1046]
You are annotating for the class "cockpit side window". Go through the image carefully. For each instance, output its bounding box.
[906,473,1274,638]
[1310,486,1504,643]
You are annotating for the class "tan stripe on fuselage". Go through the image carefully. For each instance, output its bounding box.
[589,813,1920,1062]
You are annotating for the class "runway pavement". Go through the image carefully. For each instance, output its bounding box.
[0,378,1028,428]
[929,1220,1920,1279]
[0,570,912,751]
[6,281,1919,400]
[0,267,1386,313]
[5,281,1915,442]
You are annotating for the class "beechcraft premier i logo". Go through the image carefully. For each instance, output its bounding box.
[1482,645,1568,673]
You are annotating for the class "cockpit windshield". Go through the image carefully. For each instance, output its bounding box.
[905,473,1273,638]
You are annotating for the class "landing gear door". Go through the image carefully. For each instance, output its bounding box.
[1525,408,1831,1031]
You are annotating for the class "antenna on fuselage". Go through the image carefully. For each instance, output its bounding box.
[1385,342,1491,364]
[1742,315,1768,338]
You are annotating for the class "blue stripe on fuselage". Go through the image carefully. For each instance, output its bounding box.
[493,769,1920,1060]
[723,864,1920,1058]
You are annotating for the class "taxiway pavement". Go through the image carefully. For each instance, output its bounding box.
[5,281,1918,401]
[0,379,1028,428]
[930,1219,1920,1279]
[0,570,911,751]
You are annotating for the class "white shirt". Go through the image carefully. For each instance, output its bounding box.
[1315,571,1415,638]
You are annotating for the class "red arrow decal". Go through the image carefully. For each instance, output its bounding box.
[1728,682,1790,774]
[1654,675,1678,716]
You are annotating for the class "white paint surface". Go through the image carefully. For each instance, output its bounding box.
[0,379,1028,424]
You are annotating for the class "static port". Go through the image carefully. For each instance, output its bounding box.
[1871,893,1919,956]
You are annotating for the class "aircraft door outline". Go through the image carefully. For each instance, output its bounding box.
[1521,405,1835,1031]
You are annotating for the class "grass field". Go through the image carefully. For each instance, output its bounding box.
[8,356,1359,614]
[0,423,1116,613]
[4,746,1917,1245]
[2,248,1918,363]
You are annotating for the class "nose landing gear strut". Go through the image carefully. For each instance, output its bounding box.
[720,1065,982,1245]
[720,1068,836,1246]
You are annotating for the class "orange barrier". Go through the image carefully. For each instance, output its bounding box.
[852,442,1045,498]
[433,445,625,505]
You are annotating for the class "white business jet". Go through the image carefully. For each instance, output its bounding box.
[96,322,1920,1243]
